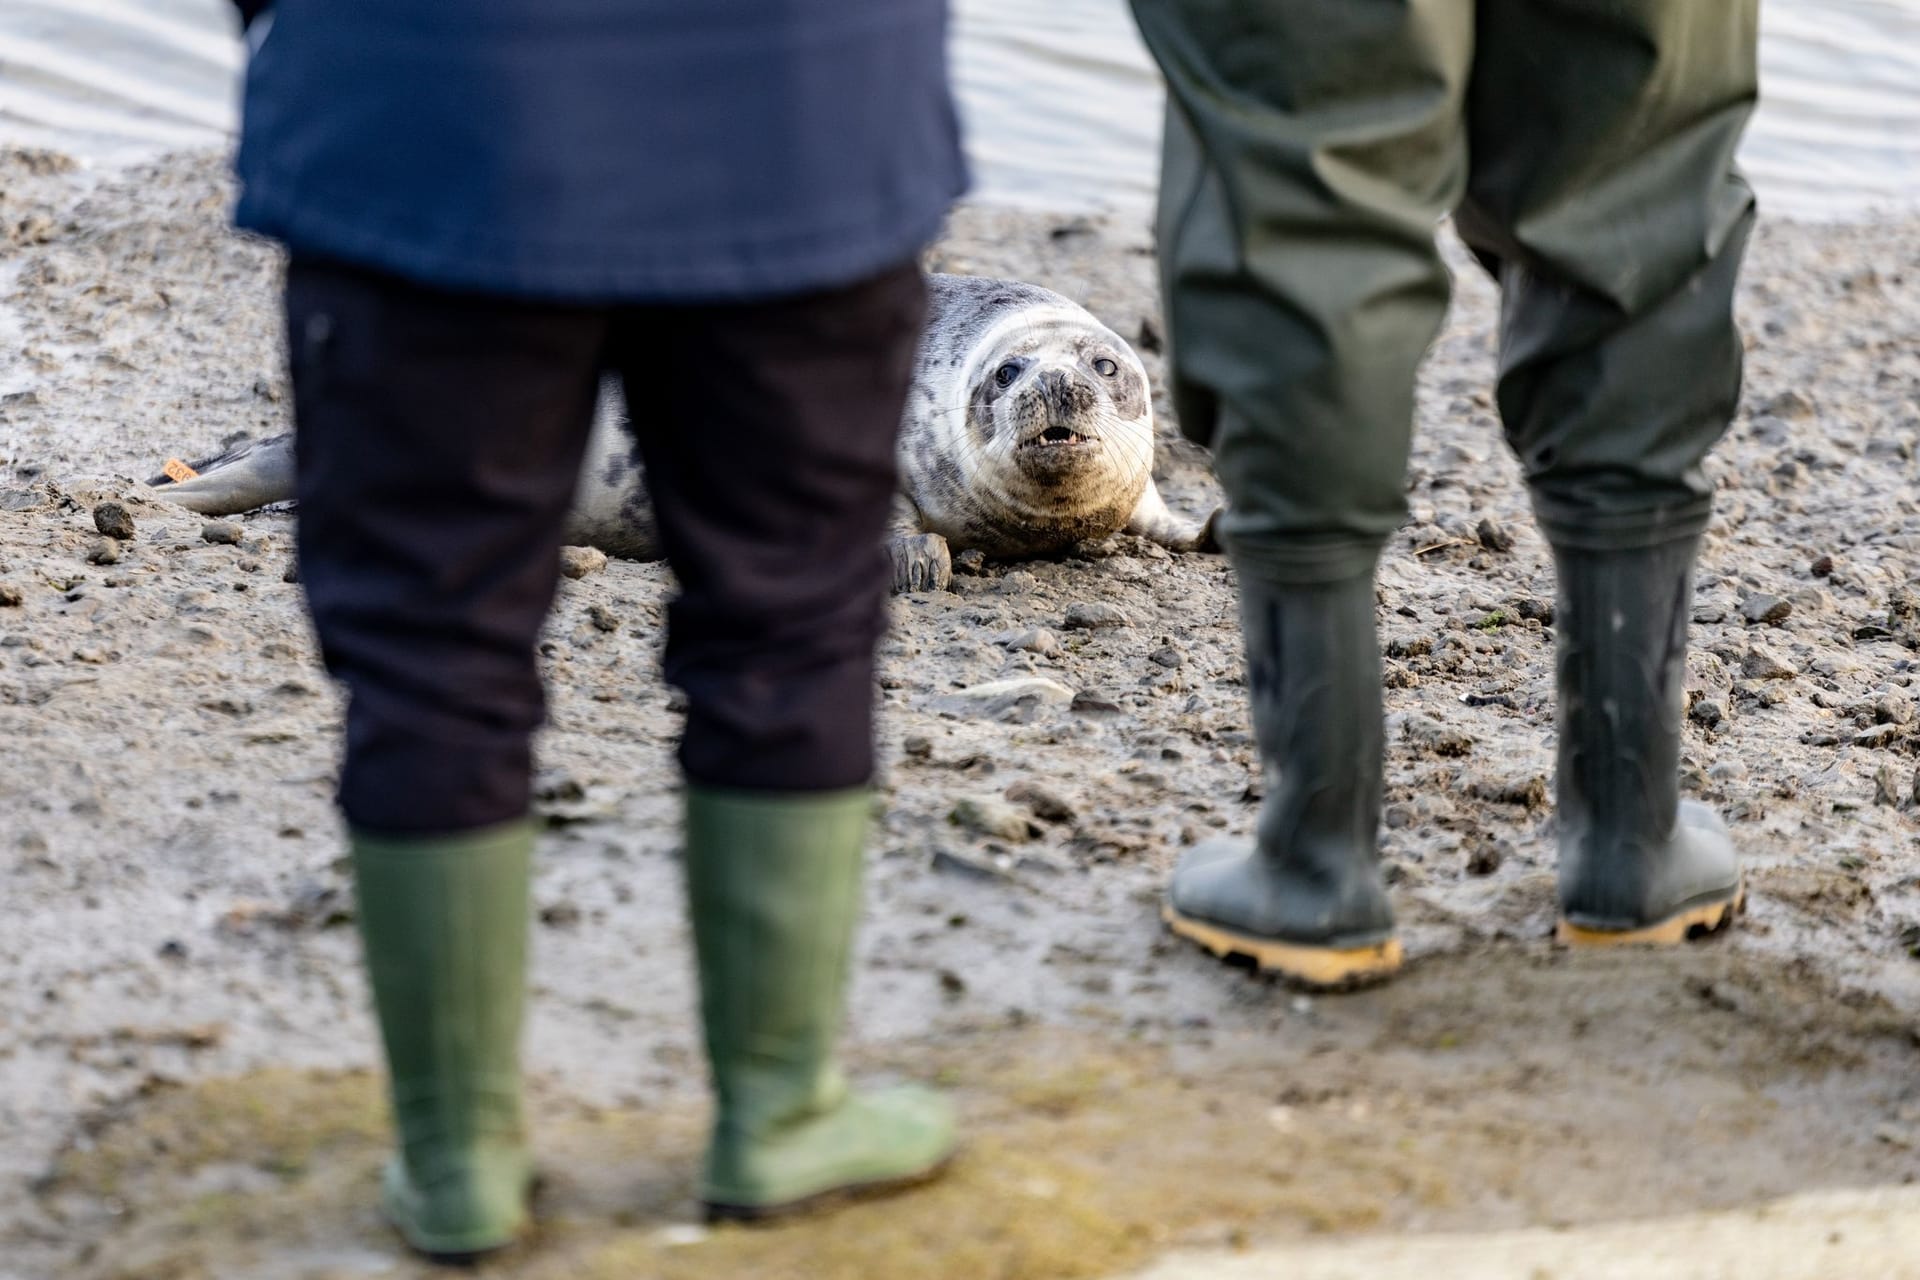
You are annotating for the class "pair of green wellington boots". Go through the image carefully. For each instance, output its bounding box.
[351,788,954,1262]
[1164,535,1744,988]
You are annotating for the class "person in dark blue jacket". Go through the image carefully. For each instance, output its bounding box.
[229,0,967,1258]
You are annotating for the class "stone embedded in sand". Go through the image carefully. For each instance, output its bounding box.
[1810,554,1835,578]
[201,520,242,545]
[1888,581,1920,649]
[1740,594,1792,626]
[935,676,1075,720]
[1062,601,1130,630]
[85,539,119,565]
[1876,696,1915,726]
[1856,724,1906,749]
[950,796,1040,842]
[1475,518,1515,553]
[1470,774,1548,808]
[587,603,621,633]
[1511,596,1554,626]
[1399,713,1474,757]
[1740,645,1797,680]
[0,582,21,607]
[1464,837,1505,876]
[1690,699,1727,729]
[558,545,607,580]
[929,845,1015,883]
[997,627,1062,656]
[1005,780,1077,825]
[92,501,135,540]
[1758,388,1817,421]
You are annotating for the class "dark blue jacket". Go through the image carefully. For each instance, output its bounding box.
[233,1,967,301]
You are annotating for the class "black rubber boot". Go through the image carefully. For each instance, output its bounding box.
[1552,536,1743,944]
[1163,568,1401,988]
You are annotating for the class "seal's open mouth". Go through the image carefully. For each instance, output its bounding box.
[1021,426,1093,449]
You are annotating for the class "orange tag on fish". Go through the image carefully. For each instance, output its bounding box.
[162,458,199,482]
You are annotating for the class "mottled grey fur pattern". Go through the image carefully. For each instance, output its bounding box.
[151,274,1214,592]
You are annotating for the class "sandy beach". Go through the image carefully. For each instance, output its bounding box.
[2,147,1919,1279]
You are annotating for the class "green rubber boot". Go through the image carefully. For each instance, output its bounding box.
[1164,569,1402,988]
[352,820,535,1260]
[686,786,955,1221]
[1552,537,1743,944]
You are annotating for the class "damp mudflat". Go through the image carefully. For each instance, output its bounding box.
[2,152,1919,1278]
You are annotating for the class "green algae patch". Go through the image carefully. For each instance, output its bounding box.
[32,1033,1458,1280]
[47,1068,386,1197]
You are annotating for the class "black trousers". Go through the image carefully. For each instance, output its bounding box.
[287,258,925,835]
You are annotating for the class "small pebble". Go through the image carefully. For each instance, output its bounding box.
[85,539,120,565]
[1475,517,1515,553]
[588,604,621,633]
[539,900,584,929]
[1690,699,1727,728]
[1465,840,1504,877]
[558,545,608,580]
[201,521,243,545]
[950,797,1039,841]
[1810,554,1835,578]
[1740,645,1797,681]
[902,734,933,760]
[1739,594,1792,626]
[930,846,1015,883]
[0,583,21,607]
[1759,388,1816,420]
[1005,780,1077,824]
[1000,627,1062,657]
[1511,596,1554,626]
[1063,601,1131,630]
[92,501,136,540]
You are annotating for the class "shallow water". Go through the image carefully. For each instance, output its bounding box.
[3,0,1918,221]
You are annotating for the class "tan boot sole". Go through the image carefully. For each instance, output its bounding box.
[1162,905,1403,990]
[1556,882,1745,948]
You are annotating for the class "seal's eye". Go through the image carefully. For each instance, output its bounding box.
[1092,357,1119,378]
[994,361,1022,388]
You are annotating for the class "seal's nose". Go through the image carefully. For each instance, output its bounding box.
[1035,369,1091,421]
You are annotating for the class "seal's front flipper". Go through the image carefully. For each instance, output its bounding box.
[1124,480,1220,552]
[886,497,951,593]
[889,532,951,594]
[149,432,298,516]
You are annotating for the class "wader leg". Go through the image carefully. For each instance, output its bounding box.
[1131,0,1477,984]
[1131,0,1475,582]
[1456,0,1759,939]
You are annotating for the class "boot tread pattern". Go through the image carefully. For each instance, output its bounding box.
[1556,881,1746,948]
[1162,904,1403,990]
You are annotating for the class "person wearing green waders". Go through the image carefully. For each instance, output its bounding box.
[226,0,965,1259]
[1131,0,1758,987]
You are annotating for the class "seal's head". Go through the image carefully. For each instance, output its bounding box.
[967,325,1154,497]
[908,277,1156,555]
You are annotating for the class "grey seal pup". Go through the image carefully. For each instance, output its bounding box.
[153,273,1216,591]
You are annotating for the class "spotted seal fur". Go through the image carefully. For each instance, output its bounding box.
[152,274,1215,591]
